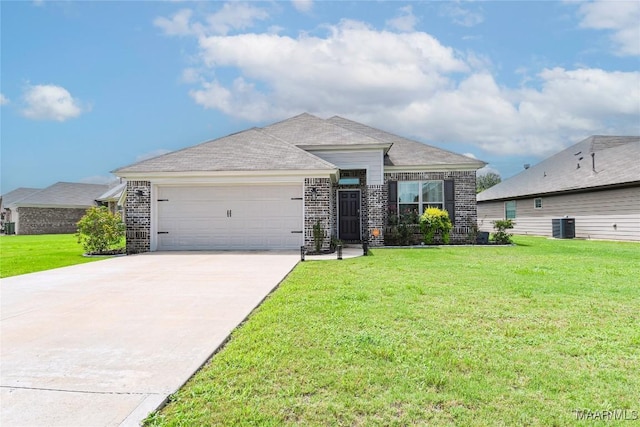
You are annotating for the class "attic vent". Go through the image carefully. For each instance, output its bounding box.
[524,164,530,170]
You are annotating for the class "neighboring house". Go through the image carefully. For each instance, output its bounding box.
[96,182,126,216]
[477,136,640,242]
[3,182,110,235]
[1,187,42,233]
[114,113,486,253]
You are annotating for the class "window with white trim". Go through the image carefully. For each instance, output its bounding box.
[534,198,542,209]
[398,181,444,222]
[505,200,516,219]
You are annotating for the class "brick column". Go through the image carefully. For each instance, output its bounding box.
[304,178,332,251]
[125,181,151,254]
[367,184,386,246]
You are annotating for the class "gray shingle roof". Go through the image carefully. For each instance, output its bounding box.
[477,136,640,201]
[1,187,42,208]
[114,127,337,174]
[327,116,486,167]
[114,113,486,175]
[7,182,109,208]
[263,113,388,147]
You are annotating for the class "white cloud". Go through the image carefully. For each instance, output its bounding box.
[441,4,484,27]
[159,12,640,159]
[205,2,269,35]
[154,8,194,36]
[476,165,501,177]
[578,0,640,56]
[21,84,86,121]
[292,0,313,13]
[386,6,418,32]
[0,93,9,105]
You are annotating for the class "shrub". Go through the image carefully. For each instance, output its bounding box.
[492,219,515,244]
[76,206,125,254]
[419,207,453,244]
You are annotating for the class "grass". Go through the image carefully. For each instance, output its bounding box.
[146,236,640,426]
[0,234,102,278]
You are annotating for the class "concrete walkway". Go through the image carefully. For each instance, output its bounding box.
[1,252,299,426]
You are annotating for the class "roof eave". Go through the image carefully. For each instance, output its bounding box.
[298,143,391,152]
[477,180,640,202]
[385,162,486,173]
[115,169,339,180]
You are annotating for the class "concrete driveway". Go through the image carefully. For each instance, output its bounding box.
[1,252,299,426]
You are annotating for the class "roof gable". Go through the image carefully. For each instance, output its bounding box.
[263,113,389,148]
[114,127,337,174]
[9,182,109,208]
[327,116,485,168]
[477,136,640,201]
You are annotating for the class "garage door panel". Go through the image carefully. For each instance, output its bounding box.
[156,185,302,250]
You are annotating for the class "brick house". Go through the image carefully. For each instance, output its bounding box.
[2,182,109,235]
[113,113,486,253]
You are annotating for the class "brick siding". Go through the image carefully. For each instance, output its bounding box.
[125,181,151,254]
[16,207,87,235]
[384,171,478,244]
[304,178,332,251]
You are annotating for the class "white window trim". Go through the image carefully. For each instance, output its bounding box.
[397,180,444,218]
[534,198,543,209]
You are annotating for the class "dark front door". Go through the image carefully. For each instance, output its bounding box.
[339,191,361,241]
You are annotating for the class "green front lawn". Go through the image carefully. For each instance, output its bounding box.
[147,236,640,426]
[0,234,102,278]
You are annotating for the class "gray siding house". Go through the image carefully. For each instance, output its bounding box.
[114,113,486,253]
[2,182,110,235]
[477,136,640,241]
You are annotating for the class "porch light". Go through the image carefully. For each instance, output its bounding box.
[310,187,318,201]
[135,189,144,198]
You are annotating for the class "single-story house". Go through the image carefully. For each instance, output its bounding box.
[1,187,42,233]
[2,182,110,235]
[96,182,126,216]
[114,113,486,253]
[477,135,640,241]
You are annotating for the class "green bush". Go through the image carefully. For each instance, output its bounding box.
[419,207,453,244]
[492,219,515,244]
[76,206,125,254]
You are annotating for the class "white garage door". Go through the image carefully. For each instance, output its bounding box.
[156,185,303,250]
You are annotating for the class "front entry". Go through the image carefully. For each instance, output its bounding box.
[338,190,361,241]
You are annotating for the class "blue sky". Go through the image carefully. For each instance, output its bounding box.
[1,0,639,193]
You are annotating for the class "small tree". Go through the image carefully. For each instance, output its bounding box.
[477,172,501,193]
[492,219,515,244]
[419,207,453,245]
[76,206,125,254]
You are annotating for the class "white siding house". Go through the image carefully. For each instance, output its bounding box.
[477,136,640,242]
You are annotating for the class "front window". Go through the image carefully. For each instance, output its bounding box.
[398,181,444,223]
[505,200,516,219]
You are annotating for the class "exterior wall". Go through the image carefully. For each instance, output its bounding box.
[477,186,640,241]
[304,178,332,251]
[309,150,384,185]
[14,207,88,235]
[384,171,478,244]
[125,181,151,254]
[367,184,386,246]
